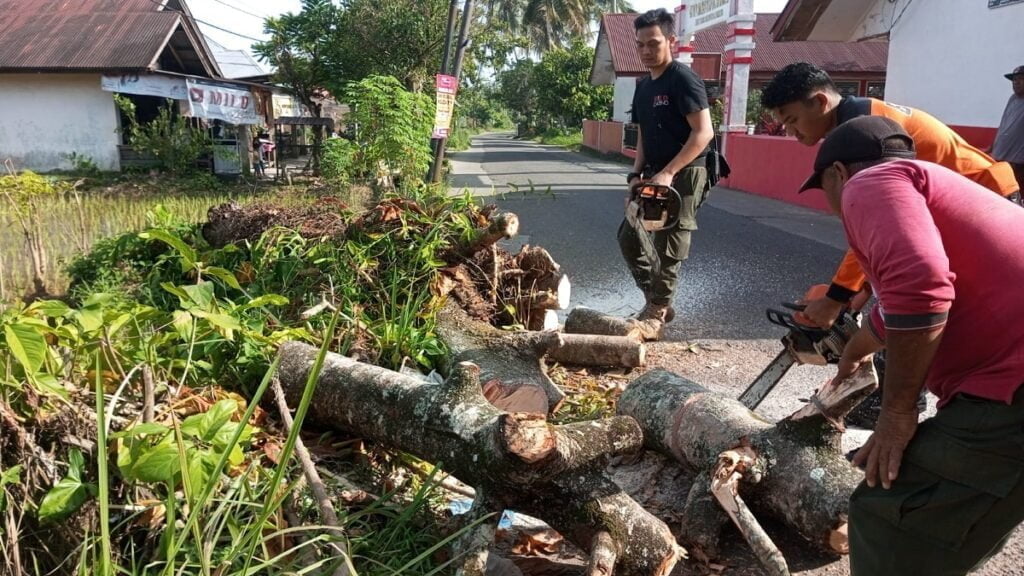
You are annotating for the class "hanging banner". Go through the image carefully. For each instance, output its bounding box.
[185,78,259,125]
[432,74,458,138]
[101,74,187,99]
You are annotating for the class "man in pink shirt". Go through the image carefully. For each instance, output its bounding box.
[805,116,1024,575]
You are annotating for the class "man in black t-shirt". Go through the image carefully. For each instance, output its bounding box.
[620,8,714,339]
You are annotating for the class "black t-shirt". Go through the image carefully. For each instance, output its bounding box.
[631,61,709,172]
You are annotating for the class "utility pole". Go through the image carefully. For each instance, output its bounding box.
[427,0,474,183]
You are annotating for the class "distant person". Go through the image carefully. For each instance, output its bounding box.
[807,116,1024,576]
[993,65,1024,190]
[760,62,1021,428]
[620,8,714,340]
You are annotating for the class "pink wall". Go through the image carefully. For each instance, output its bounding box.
[583,120,626,156]
[721,133,831,212]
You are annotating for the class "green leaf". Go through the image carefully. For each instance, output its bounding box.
[204,267,242,291]
[4,323,47,375]
[38,449,92,523]
[181,399,237,442]
[213,421,253,454]
[161,282,192,306]
[140,229,196,272]
[0,466,22,487]
[237,294,289,311]
[118,434,180,484]
[27,300,71,318]
[182,282,215,310]
[171,310,194,341]
[189,309,241,339]
[74,305,105,334]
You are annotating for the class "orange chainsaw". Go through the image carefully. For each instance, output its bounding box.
[738,285,866,410]
[625,181,682,276]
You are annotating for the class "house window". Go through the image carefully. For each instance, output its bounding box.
[867,82,886,99]
[834,81,860,97]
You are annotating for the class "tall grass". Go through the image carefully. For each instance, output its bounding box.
[0,181,268,298]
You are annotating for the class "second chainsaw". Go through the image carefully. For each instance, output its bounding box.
[738,285,864,410]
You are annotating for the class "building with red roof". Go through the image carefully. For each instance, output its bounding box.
[591,12,888,124]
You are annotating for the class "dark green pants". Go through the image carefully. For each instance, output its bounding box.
[617,166,708,306]
[849,387,1024,575]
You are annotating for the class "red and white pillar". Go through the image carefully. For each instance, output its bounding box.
[722,0,756,154]
[674,4,695,65]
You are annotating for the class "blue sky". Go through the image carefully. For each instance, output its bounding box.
[189,0,790,58]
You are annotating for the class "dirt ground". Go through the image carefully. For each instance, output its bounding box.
[501,338,1024,576]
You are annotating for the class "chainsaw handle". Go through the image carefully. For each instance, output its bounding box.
[765,308,828,337]
[628,181,682,232]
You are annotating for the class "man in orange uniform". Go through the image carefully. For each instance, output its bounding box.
[760,62,1020,425]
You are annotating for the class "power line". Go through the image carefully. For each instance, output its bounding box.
[210,0,269,21]
[195,18,265,42]
[142,0,267,42]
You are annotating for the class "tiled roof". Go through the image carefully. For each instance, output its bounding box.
[599,12,888,77]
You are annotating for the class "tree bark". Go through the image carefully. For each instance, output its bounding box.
[463,212,519,254]
[437,299,565,413]
[276,342,683,576]
[547,334,645,368]
[564,307,642,341]
[616,365,877,558]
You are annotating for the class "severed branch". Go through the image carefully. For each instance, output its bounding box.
[586,531,618,576]
[463,212,519,255]
[564,307,643,341]
[710,448,789,576]
[271,378,352,576]
[547,334,646,368]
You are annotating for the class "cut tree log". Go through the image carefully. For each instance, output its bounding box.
[525,309,560,333]
[276,342,684,576]
[437,299,565,414]
[564,307,642,341]
[547,334,645,368]
[616,364,877,562]
[463,212,519,254]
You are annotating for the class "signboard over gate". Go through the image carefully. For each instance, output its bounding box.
[186,79,259,125]
[683,0,731,36]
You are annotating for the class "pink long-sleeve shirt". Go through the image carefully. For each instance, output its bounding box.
[842,160,1024,406]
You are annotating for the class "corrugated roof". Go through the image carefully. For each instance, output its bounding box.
[0,0,219,75]
[599,12,887,76]
[0,11,181,72]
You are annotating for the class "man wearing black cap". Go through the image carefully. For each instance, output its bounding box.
[993,65,1024,190]
[808,116,1024,575]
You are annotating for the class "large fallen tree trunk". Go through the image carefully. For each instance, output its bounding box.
[277,342,683,576]
[616,365,877,574]
[436,300,565,414]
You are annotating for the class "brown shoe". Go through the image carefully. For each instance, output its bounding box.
[631,317,664,341]
[636,303,671,322]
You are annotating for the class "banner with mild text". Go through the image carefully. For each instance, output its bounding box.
[186,79,259,125]
[433,74,458,138]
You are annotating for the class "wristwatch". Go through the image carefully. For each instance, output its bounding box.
[627,171,642,183]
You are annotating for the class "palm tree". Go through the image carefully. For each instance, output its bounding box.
[482,0,633,53]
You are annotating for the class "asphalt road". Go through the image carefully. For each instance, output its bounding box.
[450,132,847,341]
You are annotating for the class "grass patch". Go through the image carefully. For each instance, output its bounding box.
[534,129,583,150]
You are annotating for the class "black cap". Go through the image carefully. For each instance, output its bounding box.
[799,116,917,193]
[1005,65,1024,80]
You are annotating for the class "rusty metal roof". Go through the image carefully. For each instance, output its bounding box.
[0,0,218,75]
[596,12,887,78]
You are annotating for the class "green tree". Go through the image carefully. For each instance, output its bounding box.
[497,59,539,130]
[530,40,613,130]
[254,0,341,174]
[333,0,450,92]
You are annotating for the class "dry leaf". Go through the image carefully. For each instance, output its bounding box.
[511,529,563,556]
